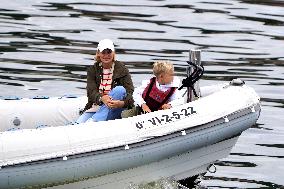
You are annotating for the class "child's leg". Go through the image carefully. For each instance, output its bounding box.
[91,86,126,122]
[76,112,95,123]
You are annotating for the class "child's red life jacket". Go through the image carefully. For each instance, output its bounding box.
[142,77,176,111]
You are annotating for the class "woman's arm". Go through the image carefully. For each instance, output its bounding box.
[86,66,101,105]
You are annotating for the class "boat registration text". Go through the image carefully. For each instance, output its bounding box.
[135,106,196,129]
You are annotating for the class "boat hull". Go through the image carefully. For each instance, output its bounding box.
[48,136,240,189]
[0,106,260,188]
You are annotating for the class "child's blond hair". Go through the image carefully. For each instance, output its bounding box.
[153,61,174,77]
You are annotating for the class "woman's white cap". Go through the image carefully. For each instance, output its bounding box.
[97,39,114,52]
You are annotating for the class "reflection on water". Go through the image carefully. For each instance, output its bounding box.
[128,179,179,189]
[0,0,284,188]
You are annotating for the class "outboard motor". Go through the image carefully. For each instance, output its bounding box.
[179,50,204,102]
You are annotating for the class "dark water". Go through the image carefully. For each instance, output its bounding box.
[0,0,283,188]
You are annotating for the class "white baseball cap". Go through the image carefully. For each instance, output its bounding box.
[97,39,115,52]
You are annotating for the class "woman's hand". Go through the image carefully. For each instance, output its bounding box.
[101,95,125,108]
[141,103,151,113]
[101,95,112,105]
[108,100,125,108]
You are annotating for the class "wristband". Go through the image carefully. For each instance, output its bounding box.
[98,96,103,105]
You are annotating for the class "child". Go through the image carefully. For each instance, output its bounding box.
[133,61,183,113]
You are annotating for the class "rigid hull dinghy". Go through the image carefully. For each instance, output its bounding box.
[0,51,261,189]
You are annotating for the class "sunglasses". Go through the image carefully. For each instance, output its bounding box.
[101,49,112,54]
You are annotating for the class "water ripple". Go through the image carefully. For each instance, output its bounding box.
[0,0,284,188]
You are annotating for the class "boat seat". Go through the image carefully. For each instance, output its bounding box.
[121,106,142,118]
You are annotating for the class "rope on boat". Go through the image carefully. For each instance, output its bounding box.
[178,61,204,98]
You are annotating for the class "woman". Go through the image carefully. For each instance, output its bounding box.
[77,39,134,123]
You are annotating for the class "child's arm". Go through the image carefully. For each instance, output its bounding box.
[168,89,184,107]
[133,79,150,107]
[168,77,184,107]
[141,103,152,113]
[161,104,172,110]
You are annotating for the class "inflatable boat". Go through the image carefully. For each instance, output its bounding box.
[0,53,261,188]
[0,82,260,189]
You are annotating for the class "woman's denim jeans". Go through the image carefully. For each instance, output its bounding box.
[76,86,126,123]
